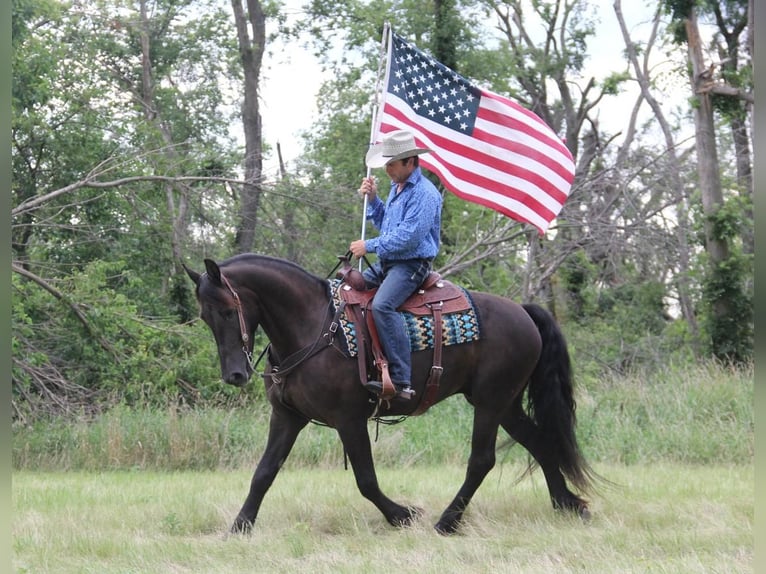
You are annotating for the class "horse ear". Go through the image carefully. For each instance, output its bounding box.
[182,263,201,286]
[204,258,223,286]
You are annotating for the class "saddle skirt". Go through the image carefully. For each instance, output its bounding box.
[329,277,481,357]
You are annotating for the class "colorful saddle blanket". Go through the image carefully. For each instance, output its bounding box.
[328,279,481,357]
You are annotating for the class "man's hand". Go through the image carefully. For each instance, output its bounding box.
[358,177,377,202]
[349,239,367,258]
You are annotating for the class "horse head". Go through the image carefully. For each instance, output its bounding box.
[184,258,257,387]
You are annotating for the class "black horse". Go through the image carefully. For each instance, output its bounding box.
[185,253,594,535]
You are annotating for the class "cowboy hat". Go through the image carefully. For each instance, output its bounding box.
[365,130,432,168]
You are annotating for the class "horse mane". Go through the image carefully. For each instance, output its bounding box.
[218,253,331,298]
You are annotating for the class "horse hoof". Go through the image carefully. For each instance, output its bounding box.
[390,505,422,527]
[579,506,592,522]
[434,520,460,535]
[230,518,254,535]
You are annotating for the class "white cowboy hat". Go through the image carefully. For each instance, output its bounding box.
[365,130,432,168]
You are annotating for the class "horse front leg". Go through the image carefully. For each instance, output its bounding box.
[435,409,499,534]
[231,406,308,534]
[336,420,420,527]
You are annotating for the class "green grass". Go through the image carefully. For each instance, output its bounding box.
[11,361,754,571]
[12,361,753,471]
[13,463,752,573]
[575,360,753,464]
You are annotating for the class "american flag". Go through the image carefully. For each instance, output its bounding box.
[372,30,575,235]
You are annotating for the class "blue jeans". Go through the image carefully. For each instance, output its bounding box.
[363,258,432,385]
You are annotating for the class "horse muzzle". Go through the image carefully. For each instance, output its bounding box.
[224,370,250,387]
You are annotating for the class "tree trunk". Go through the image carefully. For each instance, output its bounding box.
[685,11,733,338]
[137,0,189,277]
[714,0,753,254]
[231,0,265,254]
[686,13,728,260]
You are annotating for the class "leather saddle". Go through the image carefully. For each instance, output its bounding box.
[335,257,471,414]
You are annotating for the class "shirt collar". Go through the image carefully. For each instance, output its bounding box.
[392,166,422,192]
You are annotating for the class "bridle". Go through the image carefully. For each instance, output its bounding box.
[219,272,256,368]
[220,273,250,345]
[214,270,340,377]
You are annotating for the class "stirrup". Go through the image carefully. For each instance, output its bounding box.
[363,380,415,400]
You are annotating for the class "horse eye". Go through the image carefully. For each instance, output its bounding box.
[220,309,236,321]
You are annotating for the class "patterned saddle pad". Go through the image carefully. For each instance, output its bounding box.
[328,279,481,357]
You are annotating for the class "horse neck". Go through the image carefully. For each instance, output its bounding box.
[230,259,329,353]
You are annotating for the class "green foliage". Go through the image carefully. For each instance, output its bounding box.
[600,71,631,96]
[701,253,753,363]
[689,197,754,363]
[662,0,694,43]
[555,249,599,321]
[12,259,251,422]
[13,361,752,470]
[709,195,747,241]
[11,0,754,427]
[553,251,685,374]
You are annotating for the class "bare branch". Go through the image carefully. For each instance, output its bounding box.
[699,82,754,103]
[12,174,257,217]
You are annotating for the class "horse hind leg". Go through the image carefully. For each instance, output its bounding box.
[500,402,590,519]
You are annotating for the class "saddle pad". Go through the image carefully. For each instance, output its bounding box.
[328,279,481,357]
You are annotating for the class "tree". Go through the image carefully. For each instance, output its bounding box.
[231,0,266,254]
[296,0,752,369]
[12,0,246,419]
[613,0,700,348]
[664,0,753,362]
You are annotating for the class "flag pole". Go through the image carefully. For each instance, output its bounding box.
[359,22,391,270]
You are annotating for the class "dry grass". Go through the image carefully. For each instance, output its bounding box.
[13,462,752,573]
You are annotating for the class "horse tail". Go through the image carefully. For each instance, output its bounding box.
[522,303,594,495]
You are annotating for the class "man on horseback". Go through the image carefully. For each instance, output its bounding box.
[348,130,443,399]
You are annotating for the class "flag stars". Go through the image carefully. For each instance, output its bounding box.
[387,34,481,134]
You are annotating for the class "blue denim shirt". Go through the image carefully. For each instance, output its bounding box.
[364,167,442,261]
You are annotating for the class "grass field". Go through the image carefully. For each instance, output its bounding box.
[13,462,752,573]
[12,361,753,572]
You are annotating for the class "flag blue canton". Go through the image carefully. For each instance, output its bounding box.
[388,34,481,134]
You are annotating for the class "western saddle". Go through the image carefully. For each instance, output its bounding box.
[335,256,471,414]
